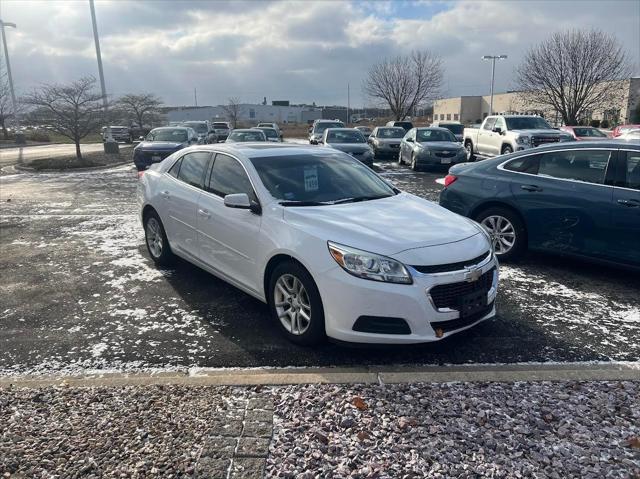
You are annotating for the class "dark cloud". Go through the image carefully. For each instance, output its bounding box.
[2,0,638,107]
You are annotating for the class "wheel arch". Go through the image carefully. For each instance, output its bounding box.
[501,142,514,153]
[262,253,313,302]
[141,204,158,223]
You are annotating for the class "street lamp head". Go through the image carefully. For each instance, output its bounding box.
[498,55,508,59]
[0,21,17,28]
[482,55,508,60]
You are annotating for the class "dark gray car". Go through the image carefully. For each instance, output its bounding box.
[400,127,467,170]
[321,128,374,167]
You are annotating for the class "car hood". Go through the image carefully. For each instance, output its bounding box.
[376,138,402,144]
[512,129,561,136]
[327,144,371,153]
[282,192,481,256]
[136,141,184,150]
[420,141,464,150]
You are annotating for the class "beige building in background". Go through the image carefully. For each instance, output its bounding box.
[433,77,640,126]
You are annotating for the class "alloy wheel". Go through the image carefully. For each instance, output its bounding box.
[465,143,472,160]
[146,217,163,258]
[274,274,311,336]
[480,215,516,255]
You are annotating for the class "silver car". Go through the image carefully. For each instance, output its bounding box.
[321,128,374,167]
[399,127,466,171]
[368,127,405,159]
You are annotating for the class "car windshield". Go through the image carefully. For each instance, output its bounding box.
[378,128,405,138]
[417,129,456,142]
[184,123,208,133]
[326,130,365,144]
[257,128,278,139]
[250,153,395,203]
[147,129,187,142]
[440,124,464,135]
[573,127,606,138]
[213,123,229,130]
[505,117,552,130]
[314,122,344,133]
[228,131,266,142]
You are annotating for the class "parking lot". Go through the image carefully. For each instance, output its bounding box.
[1,159,638,375]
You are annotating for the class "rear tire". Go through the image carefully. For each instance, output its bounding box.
[144,210,174,266]
[474,206,526,262]
[465,141,475,161]
[268,261,325,345]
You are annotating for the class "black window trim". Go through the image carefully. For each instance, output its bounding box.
[496,147,620,189]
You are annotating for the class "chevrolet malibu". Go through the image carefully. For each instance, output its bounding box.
[138,144,499,345]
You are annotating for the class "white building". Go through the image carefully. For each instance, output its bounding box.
[167,104,322,125]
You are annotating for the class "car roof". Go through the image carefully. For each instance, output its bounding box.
[152,126,189,131]
[505,139,640,157]
[416,127,451,132]
[324,128,360,132]
[231,128,262,133]
[185,143,341,160]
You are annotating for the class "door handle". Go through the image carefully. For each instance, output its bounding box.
[520,184,542,192]
[617,199,640,207]
[198,208,211,217]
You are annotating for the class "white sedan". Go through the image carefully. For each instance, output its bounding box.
[138,144,499,345]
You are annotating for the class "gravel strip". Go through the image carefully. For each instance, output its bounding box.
[0,385,269,478]
[266,381,639,478]
[1,381,638,478]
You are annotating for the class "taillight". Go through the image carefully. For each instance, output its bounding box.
[444,174,458,187]
[137,170,145,179]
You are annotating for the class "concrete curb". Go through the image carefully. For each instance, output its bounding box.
[12,160,133,173]
[0,362,637,388]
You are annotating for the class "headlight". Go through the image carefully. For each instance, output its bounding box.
[516,136,530,145]
[328,242,412,284]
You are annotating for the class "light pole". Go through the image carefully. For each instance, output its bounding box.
[482,55,507,115]
[0,18,24,144]
[89,0,118,153]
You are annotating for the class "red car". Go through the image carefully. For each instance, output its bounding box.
[611,124,640,137]
[560,126,608,140]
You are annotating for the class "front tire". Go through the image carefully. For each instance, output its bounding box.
[502,145,513,155]
[268,261,325,345]
[465,141,475,161]
[474,206,526,261]
[144,211,174,266]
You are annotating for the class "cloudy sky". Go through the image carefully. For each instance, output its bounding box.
[1,0,639,108]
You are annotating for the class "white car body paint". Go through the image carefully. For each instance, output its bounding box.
[138,144,499,344]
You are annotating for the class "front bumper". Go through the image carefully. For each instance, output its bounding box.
[373,142,401,157]
[316,254,498,344]
[133,149,180,169]
[415,151,467,166]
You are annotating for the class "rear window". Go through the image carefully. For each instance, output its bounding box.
[573,127,606,138]
[212,123,229,129]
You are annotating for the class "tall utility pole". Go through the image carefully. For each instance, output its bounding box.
[194,88,198,107]
[347,83,350,125]
[482,55,507,115]
[0,18,23,143]
[89,0,117,152]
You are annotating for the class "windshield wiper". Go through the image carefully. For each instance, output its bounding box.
[331,195,393,204]
[279,200,330,207]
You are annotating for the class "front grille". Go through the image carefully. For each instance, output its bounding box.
[435,150,456,158]
[353,316,411,335]
[142,150,174,160]
[429,267,495,310]
[532,136,561,147]
[389,144,400,149]
[412,251,490,274]
[430,301,494,334]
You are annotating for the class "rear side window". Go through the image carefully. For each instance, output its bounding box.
[537,150,612,185]
[622,152,640,190]
[208,154,256,201]
[503,155,539,174]
[177,152,211,188]
[168,158,182,178]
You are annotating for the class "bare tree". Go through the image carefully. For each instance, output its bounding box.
[516,29,630,126]
[363,51,443,121]
[23,77,105,161]
[0,65,14,140]
[117,93,163,129]
[222,97,243,128]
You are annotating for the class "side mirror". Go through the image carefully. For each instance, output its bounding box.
[224,193,251,209]
[493,127,502,134]
[406,138,414,143]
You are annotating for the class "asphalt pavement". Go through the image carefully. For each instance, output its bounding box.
[0,158,638,375]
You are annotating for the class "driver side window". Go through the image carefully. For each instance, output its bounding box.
[207,154,257,202]
[495,117,506,131]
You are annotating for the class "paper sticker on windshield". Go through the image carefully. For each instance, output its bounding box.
[304,166,319,192]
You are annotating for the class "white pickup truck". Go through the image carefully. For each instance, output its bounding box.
[463,115,564,161]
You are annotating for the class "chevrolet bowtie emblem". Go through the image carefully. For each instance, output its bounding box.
[464,267,482,282]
